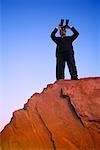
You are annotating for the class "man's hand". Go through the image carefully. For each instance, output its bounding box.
[65,24,72,29]
[58,24,62,29]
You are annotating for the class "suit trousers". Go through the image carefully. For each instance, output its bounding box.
[56,52,78,80]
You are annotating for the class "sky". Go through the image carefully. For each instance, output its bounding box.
[0,0,100,131]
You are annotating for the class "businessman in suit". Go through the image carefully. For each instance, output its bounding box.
[51,23,79,80]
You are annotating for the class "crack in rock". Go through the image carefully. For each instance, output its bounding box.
[35,103,56,150]
[61,88,84,126]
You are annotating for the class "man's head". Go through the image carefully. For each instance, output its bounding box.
[60,28,66,37]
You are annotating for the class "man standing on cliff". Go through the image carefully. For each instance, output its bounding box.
[51,20,79,80]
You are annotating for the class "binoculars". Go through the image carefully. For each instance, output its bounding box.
[60,19,69,29]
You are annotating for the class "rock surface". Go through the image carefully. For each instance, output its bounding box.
[0,77,100,150]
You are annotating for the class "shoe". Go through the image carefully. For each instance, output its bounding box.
[71,76,79,80]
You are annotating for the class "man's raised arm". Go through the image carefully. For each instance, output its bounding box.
[66,24,79,41]
[51,25,61,43]
[70,26,79,41]
[51,28,58,43]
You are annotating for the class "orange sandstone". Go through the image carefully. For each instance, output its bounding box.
[0,77,100,150]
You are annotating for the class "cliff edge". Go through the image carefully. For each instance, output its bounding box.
[0,77,100,150]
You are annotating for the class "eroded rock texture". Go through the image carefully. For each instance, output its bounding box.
[0,77,100,150]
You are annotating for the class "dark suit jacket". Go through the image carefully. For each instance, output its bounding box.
[51,27,79,57]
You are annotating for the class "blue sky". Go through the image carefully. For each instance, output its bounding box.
[0,0,100,131]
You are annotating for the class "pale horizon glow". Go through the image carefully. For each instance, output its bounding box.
[0,0,100,131]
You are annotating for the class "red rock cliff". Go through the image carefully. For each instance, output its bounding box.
[0,77,100,150]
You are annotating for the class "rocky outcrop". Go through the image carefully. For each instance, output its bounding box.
[0,77,100,150]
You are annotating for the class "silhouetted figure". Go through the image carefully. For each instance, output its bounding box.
[51,21,79,80]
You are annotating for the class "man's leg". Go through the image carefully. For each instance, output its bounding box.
[66,54,78,80]
[56,55,65,80]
